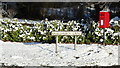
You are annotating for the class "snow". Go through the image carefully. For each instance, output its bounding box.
[1,18,41,24]
[0,40,118,66]
[110,16,120,24]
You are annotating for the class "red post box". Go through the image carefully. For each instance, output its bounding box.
[99,11,110,28]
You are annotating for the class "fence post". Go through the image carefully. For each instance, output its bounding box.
[74,35,77,50]
[55,36,58,53]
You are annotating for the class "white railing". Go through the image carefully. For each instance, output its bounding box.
[51,31,82,53]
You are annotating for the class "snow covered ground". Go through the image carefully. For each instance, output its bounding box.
[0,40,118,66]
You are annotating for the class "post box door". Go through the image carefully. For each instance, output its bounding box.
[99,11,110,28]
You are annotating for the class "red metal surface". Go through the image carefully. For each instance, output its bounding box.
[99,11,110,28]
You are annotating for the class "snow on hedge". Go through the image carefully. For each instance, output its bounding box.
[0,18,120,44]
